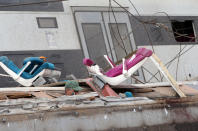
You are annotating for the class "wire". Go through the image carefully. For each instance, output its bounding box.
[112,0,198,41]
[108,0,128,55]
[127,0,155,52]
[141,66,160,82]
[127,0,164,81]
[147,42,195,82]
[108,0,146,84]
[111,0,198,83]
[146,12,196,82]
[176,42,182,80]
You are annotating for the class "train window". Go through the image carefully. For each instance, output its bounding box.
[171,20,195,42]
[37,17,58,28]
[109,23,132,61]
[82,23,108,69]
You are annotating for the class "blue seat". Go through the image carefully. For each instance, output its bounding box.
[0,56,55,79]
[23,57,44,74]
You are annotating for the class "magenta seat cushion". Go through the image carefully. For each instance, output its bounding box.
[83,58,94,66]
[105,48,152,77]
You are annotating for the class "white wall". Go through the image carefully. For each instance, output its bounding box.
[139,45,198,82]
[0,2,80,51]
[1,0,197,51]
[127,0,198,16]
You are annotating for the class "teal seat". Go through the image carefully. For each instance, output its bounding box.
[0,56,55,79]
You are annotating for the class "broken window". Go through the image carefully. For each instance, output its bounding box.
[171,20,195,42]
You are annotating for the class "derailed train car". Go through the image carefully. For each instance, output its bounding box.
[0,0,197,87]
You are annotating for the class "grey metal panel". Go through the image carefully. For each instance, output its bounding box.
[0,49,87,87]
[0,0,64,12]
[130,16,198,46]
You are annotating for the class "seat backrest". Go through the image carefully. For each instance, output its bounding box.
[105,48,152,77]
[0,56,21,74]
[0,56,56,79]
[30,62,55,78]
[23,57,44,74]
[126,48,152,70]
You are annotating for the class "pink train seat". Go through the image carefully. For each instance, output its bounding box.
[83,48,153,77]
[83,58,94,66]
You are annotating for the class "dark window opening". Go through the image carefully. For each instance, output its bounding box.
[171,20,195,42]
[37,17,58,28]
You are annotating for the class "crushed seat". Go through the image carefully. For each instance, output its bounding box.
[0,56,61,86]
[105,48,152,77]
[83,48,153,85]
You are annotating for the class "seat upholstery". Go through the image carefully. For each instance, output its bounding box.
[0,56,55,79]
[83,58,94,66]
[23,57,44,73]
[83,48,153,78]
[105,48,152,77]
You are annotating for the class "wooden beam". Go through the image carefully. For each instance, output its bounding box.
[41,79,88,87]
[130,81,198,88]
[150,54,186,97]
[0,87,65,92]
[31,92,54,99]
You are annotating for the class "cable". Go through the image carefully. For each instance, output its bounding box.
[108,0,128,54]
[108,0,128,55]
[141,66,160,82]
[147,41,195,82]
[127,0,164,81]
[116,1,197,82]
[176,42,182,80]
[108,0,146,84]
[112,0,198,42]
[127,0,155,52]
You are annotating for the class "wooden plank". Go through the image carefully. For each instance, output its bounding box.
[111,85,153,93]
[0,87,65,92]
[41,81,66,87]
[0,93,7,100]
[131,81,198,88]
[180,85,198,95]
[31,92,54,99]
[0,92,32,99]
[133,85,198,98]
[41,79,88,87]
[46,92,64,98]
[150,54,186,97]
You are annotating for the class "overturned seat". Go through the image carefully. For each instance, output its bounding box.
[0,56,61,87]
[83,47,186,98]
[83,48,152,85]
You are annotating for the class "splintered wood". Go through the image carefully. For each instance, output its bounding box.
[150,54,186,97]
